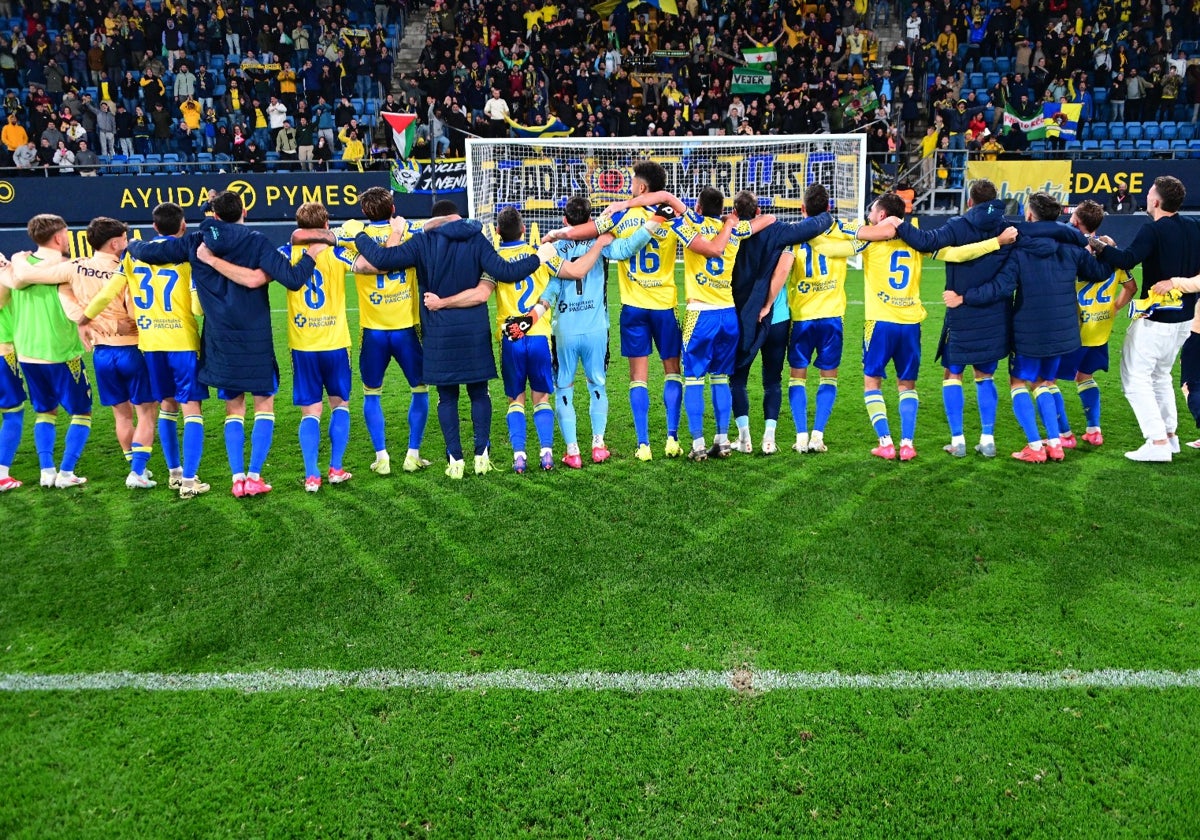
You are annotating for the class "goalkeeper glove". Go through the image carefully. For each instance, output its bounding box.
[650,203,677,223]
[504,313,536,341]
[335,219,366,241]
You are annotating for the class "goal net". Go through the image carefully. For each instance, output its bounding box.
[465,134,868,244]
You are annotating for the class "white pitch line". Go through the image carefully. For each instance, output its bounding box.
[2,669,1198,693]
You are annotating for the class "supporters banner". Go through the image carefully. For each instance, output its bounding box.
[731,68,772,94]
[391,157,468,193]
[964,160,1073,205]
[1002,105,1045,139]
[0,172,462,226]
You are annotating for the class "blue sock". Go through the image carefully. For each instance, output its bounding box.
[711,375,732,435]
[533,401,554,449]
[0,407,25,468]
[225,416,246,476]
[814,377,837,433]
[130,443,152,475]
[182,415,204,479]
[1034,386,1060,440]
[506,403,527,454]
[34,414,56,470]
[976,378,998,435]
[588,381,608,439]
[1011,386,1041,443]
[60,415,91,472]
[408,387,429,451]
[629,381,650,445]
[329,405,350,470]
[363,389,386,451]
[158,409,180,470]
[248,412,275,475]
[789,378,808,433]
[1077,378,1101,428]
[556,384,577,447]
[467,381,491,456]
[684,377,705,439]
[898,390,919,441]
[1050,384,1070,434]
[299,414,320,477]
[436,385,462,460]
[864,389,890,438]
[663,374,683,439]
[942,380,964,437]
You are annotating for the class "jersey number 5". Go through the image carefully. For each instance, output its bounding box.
[888,251,911,291]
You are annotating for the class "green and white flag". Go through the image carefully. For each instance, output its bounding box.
[732,68,772,94]
[838,86,879,113]
[1003,104,1046,140]
[742,46,777,65]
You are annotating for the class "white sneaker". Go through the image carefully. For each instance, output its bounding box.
[792,432,809,454]
[168,469,184,490]
[732,432,753,454]
[808,433,828,453]
[40,468,57,488]
[761,435,777,455]
[370,452,392,475]
[474,448,494,475]
[54,471,88,488]
[179,479,210,499]
[125,471,157,489]
[445,457,465,479]
[1125,441,1172,462]
[1169,436,1181,454]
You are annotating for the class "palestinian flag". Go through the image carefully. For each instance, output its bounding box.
[382,112,419,158]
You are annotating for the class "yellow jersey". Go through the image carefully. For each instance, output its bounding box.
[284,244,353,351]
[787,223,861,322]
[845,220,926,325]
[671,211,753,307]
[596,206,679,310]
[494,240,553,339]
[1078,269,1132,347]
[115,246,202,353]
[339,219,422,331]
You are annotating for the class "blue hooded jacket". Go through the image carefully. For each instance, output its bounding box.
[963,224,1109,358]
[126,218,314,393]
[355,219,541,386]
[730,212,833,366]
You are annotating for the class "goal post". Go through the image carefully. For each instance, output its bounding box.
[464,134,869,244]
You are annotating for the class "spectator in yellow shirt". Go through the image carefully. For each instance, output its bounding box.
[2,113,27,154]
[339,127,364,171]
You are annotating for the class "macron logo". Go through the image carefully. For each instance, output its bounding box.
[293,313,308,328]
[136,316,152,330]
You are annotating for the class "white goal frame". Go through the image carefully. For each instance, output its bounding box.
[464,134,869,240]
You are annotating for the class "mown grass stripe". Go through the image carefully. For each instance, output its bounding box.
[3,669,1199,692]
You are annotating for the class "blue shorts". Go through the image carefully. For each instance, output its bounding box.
[945,360,999,376]
[501,335,554,398]
[1057,344,1109,378]
[1,353,25,409]
[20,359,92,415]
[788,317,844,370]
[553,329,608,389]
[93,344,153,406]
[144,350,208,404]
[1009,353,1063,383]
[217,372,279,402]
[619,305,682,360]
[292,348,353,406]
[862,321,921,380]
[682,308,739,378]
[359,326,423,389]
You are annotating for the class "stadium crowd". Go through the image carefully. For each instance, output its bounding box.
[3,0,1200,176]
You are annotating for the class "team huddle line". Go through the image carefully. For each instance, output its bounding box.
[1,166,1198,497]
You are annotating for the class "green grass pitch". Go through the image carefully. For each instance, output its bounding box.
[2,260,1199,836]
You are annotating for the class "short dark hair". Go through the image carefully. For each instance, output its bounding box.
[430,199,459,218]
[152,202,185,237]
[496,206,524,241]
[359,186,394,222]
[1154,175,1185,212]
[211,190,244,223]
[632,160,666,193]
[697,186,724,218]
[1073,199,1104,234]
[564,195,591,226]
[86,216,127,250]
[733,189,758,220]
[1027,191,1062,221]
[803,184,830,217]
[873,192,906,220]
[969,179,998,205]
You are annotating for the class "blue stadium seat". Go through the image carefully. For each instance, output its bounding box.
[1116,140,1134,153]
[996,56,1012,74]
[1189,140,1200,159]
[1153,139,1171,157]
[1161,122,1178,140]
[1126,124,1144,142]
[975,92,990,105]
[967,72,984,89]
[126,154,146,172]
[1135,140,1153,159]
[109,153,128,173]
[1099,140,1117,159]
[1179,123,1196,141]
[1171,140,1189,158]
[979,57,997,74]
[161,152,181,171]
[1091,123,1109,141]
[984,72,1000,89]
[1142,123,1161,141]
[1109,124,1127,142]
[196,152,214,172]
[210,55,225,71]
[1030,140,1047,160]
[1082,140,1099,154]
[351,97,366,114]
